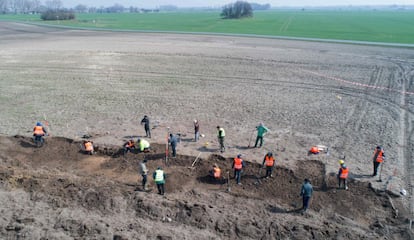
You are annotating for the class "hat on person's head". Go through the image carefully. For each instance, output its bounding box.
[377,146,382,150]
[36,122,42,126]
[339,160,344,165]
[237,154,242,158]
[342,164,347,168]
[157,166,162,170]
[267,152,273,156]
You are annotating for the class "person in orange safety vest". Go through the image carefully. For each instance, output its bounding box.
[232,154,245,185]
[262,152,275,178]
[33,122,47,144]
[308,145,329,155]
[83,140,94,155]
[372,146,385,177]
[123,139,136,156]
[209,163,222,183]
[337,162,349,190]
[33,122,47,136]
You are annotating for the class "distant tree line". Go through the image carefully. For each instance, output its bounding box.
[0,0,161,14]
[250,3,271,10]
[0,0,270,18]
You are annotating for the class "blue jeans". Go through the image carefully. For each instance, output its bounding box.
[195,131,199,141]
[34,135,44,143]
[303,196,311,210]
[265,166,273,177]
[234,169,242,184]
[171,144,176,157]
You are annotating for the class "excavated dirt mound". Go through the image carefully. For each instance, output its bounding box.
[0,135,411,239]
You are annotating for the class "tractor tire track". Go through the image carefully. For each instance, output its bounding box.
[329,66,382,156]
[394,61,414,224]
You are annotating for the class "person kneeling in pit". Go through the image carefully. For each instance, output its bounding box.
[123,139,136,155]
[83,140,94,155]
[209,164,222,183]
[137,138,150,153]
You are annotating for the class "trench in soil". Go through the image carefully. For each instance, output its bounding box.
[0,135,409,238]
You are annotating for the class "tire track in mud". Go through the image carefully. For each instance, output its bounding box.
[324,66,382,157]
[394,61,414,224]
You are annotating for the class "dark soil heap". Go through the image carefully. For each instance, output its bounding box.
[0,136,411,239]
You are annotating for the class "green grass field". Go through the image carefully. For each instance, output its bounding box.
[1,10,413,44]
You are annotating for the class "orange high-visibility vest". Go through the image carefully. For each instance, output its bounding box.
[265,155,275,167]
[310,146,319,154]
[213,167,221,178]
[234,157,243,170]
[33,126,44,135]
[126,141,135,148]
[339,167,349,179]
[374,149,384,163]
[85,142,93,151]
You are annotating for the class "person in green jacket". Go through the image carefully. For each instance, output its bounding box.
[217,126,225,153]
[254,123,269,148]
[153,167,166,195]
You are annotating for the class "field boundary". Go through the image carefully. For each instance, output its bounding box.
[2,19,414,49]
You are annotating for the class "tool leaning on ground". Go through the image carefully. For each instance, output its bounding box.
[226,171,231,192]
[247,129,255,148]
[255,165,263,185]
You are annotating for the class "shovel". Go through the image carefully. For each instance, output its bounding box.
[255,166,263,185]
[247,130,255,148]
[226,171,231,192]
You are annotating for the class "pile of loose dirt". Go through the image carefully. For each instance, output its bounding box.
[0,135,411,239]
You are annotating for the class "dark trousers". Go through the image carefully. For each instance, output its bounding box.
[157,183,165,195]
[265,166,273,177]
[338,178,347,189]
[34,135,44,142]
[303,196,311,210]
[234,169,242,184]
[254,136,263,147]
[145,126,151,138]
[218,137,225,152]
[171,144,176,157]
[124,147,132,155]
[373,161,381,176]
[142,174,147,189]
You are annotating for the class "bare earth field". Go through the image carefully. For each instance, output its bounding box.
[1,22,414,239]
